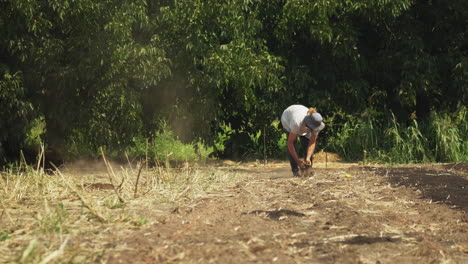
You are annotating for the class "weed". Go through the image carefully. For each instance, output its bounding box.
[127,123,205,165]
[0,232,9,241]
[103,197,125,209]
[214,122,234,153]
[35,201,69,234]
[18,239,39,264]
[195,140,215,162]
[132,216,149,226]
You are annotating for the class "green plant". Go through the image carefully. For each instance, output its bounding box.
[127,121,202,165]
[153,128,197,164]
[195,140,215,162]
[214,122,234,154]
[385,116,431,163]
[246,129,262,157]
[327,111,382,161]
[18,239,39,263]
[24,116,45,150]
[103,197,125,209]
[276,133,287,153]
[429,112,464,162]
[133,216,149,227]
[36,202,69,234]
[0,232,9,241]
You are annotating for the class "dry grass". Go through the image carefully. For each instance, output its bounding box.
[0,157,240,263]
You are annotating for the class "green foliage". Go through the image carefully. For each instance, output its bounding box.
[0,232,9,241]
[429,112,465,162]
[154,0,285,145]
[326,109,382,161]
[126,122,210,165]
[0,69,33,160]
[195,140,215,162]
[247,129,262,155]
[153,128,197,163]
[213,122,235,154]
[1,0,170,157]
[35,202,69,234]
[270,120,287,154]
[1,0,466,164]
[328,109,467,164]
[24,116,45,150]
[104,197,125,209]
[384,117,431,163]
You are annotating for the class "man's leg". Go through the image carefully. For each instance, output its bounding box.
[286,132,300,176]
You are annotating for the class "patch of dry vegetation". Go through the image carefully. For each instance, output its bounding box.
[0,156,240,263]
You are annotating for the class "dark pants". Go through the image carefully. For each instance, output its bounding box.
[285,131,310,175]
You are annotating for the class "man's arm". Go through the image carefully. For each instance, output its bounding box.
[287,132,304,168]
[305,133,318,166]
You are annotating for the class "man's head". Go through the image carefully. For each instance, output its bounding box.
[304,112,325,131]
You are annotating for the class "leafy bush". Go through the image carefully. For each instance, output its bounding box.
[195,140,215,162]
[24,116,45,150]
[0,70,33,163]
[213,122,234,154]
[153,128,197,163]
[127,122,212,165]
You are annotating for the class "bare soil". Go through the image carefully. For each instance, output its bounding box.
[99,161,468,263]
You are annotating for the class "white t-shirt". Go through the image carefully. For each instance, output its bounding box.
[281,105,319,139]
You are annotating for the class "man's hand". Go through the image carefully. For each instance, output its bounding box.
[305,155,314,167]
[297,159,306,169]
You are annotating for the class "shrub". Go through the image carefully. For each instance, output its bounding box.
[126,122,211,165]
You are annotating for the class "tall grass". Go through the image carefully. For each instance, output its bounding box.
[384,115,431,163]
[328,108,467,164]
[126,124,214,166]
[0,150,239,263]
[428,110,466,162]
[328,113,382,161]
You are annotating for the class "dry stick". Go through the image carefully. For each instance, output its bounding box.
[154,155,162,184]
[38,235,70,264]
[0,200,16,227]
[42,144,45,172]
[41,144,45,171]
[52,163,107,223]
[20,239,37,263]
[19,149,26,172]
[447,163,459,171]
[36,144,45,172]
[263,126,267,166]
[175,186,191,200]
[146,139,149,171]
[117,171,125,189]
[125,151,134,171]
[100,147,125,203]
[134,161,144,198]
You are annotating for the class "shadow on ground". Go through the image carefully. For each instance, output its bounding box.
[341,235,402,245]
[373,165,468,213]
[242,209,306,220]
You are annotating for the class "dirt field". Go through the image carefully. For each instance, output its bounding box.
[1,156,467,263]
[109,162,468,263]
